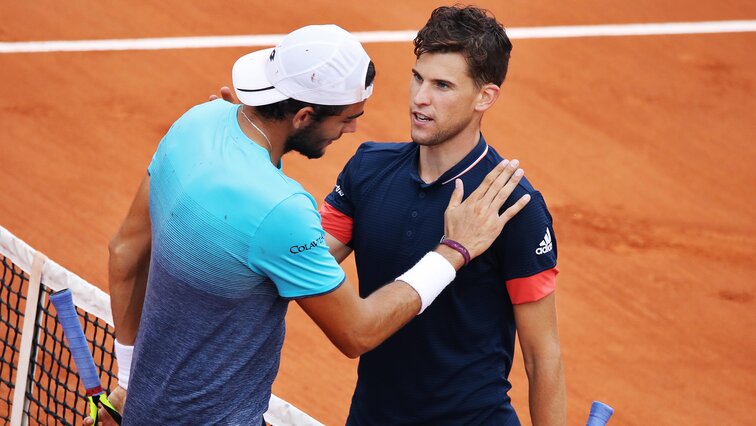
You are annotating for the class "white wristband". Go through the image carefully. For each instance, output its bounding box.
[114,339,134,390]
[396,251,456,314]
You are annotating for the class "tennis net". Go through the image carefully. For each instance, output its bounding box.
[0,225,323,425]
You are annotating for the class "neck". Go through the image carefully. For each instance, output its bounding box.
[418,125,481,184]
[238,105,285,166]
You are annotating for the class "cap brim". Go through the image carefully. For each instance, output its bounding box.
[232,48,288,106]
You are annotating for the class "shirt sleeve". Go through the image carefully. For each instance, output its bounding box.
[248,193,345,299]
[506,267,558,304]
[147,118,183,177]
[495,190,558,300]
[319,202,354,245]
[323,146,363,224]
[148,135,169,177]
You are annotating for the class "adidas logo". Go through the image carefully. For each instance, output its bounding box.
[535,228,553,255]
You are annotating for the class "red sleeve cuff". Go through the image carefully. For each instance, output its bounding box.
[319,202,353,245]
[506,267,558,304]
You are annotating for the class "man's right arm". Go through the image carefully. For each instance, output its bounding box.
[298,242,470,357]
[108,174,152,345]
[299,160,530,358]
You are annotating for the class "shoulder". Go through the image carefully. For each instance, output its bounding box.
[476,146,552,228]
[267,191,318,217]
[160,100,234,148]
[250,192,318,241]
[179,99,234,121]
[356,141,413,154]
[339,141,415,180]
[238,176,318,225]
[475,145,541,199]
[351,141,414,164]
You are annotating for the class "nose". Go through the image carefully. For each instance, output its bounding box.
[343,120,357,134]
[412,82,430,106]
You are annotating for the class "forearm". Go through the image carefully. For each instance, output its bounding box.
[527,355,566,426]
[301,245,464,358]
[338,281,420,357]
[514,291,565,425]
[108,233,151,344]
[108,175,152,345]
[353,244,470,350]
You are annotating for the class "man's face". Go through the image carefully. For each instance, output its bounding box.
[286,101,366,159]
[409,52,481,147]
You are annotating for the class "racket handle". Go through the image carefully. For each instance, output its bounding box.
[586,401,614,426]
[50,289,103,394]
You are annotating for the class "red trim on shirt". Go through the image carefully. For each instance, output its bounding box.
[319,202,353,244]
[506,267,559,304]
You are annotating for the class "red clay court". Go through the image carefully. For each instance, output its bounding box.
[1,1,755,424]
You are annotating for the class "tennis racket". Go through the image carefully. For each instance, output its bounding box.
[50,288,122,425]
[586,400,614,425]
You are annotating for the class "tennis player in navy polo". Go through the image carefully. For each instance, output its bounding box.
[321,6,566,425]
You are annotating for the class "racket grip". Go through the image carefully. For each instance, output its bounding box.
[50,289,103,393]
[586,401,614,426]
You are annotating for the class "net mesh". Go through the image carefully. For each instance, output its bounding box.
[1,254,118,425]
[0,225,323,426]
[31,290,118,424]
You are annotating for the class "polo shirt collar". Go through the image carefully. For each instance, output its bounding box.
[411,133,490,189]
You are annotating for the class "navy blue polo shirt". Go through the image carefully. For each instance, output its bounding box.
[324,135,557,425]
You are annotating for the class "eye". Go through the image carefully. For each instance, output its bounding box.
[412,72,422,82]
[436,81,450,89]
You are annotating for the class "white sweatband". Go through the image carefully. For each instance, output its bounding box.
[114,339,134,390]
[396,251,456,314]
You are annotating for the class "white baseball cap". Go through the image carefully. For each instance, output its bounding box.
[232,24,374,106]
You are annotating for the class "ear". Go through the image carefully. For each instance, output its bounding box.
[474,83,500,112]
[292,106,315,130]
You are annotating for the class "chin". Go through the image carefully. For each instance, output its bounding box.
[411,132,441,147]
[299,148,326,159]
[410,129,426,144]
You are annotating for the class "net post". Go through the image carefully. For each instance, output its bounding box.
[10,252,46,426]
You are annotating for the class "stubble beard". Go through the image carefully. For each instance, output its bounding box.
[285,124,327,159]
[411,118,469,147]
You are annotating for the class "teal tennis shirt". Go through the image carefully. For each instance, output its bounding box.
[123,100,344,425]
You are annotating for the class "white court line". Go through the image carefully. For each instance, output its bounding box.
[1,20,754,54]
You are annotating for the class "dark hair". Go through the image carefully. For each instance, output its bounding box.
[256,61,376,121]
[414,5,512,87]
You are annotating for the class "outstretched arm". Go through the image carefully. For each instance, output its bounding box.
[299,160,530,357]
[298,241,468,358]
